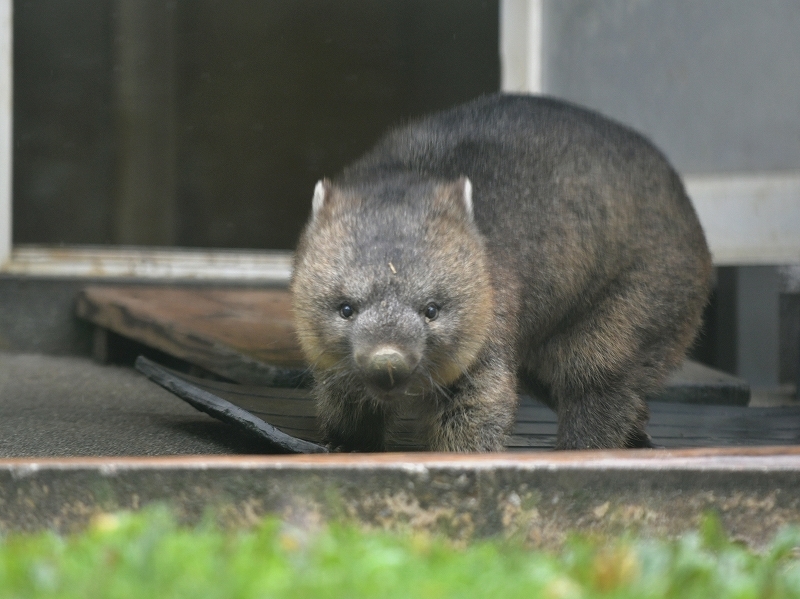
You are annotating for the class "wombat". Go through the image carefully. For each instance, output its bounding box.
[291,94,712,452]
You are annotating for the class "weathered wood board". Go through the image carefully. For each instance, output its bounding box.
[77,285,750,404]
[76,286,307,385]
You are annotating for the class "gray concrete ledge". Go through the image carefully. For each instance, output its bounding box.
[2,448,799,548]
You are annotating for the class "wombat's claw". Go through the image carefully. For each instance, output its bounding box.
[626,431,662,449]
[326,443,360,453]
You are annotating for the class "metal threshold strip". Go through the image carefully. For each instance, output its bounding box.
[2,445,798,470]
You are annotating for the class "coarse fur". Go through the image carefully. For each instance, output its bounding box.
[291,93,712,452]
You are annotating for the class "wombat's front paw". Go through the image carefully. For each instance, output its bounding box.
[326,443,360,453]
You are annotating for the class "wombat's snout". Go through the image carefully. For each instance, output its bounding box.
[356,346,416,392]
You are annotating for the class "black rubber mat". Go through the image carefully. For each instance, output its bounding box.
[137,356,800,454]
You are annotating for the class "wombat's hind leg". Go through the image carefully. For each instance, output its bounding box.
[554,381,652,450]
[539,272,698,450]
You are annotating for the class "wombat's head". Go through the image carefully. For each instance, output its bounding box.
[291,175,493,402]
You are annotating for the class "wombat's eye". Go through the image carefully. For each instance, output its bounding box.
[423,302,439,321]
[338,303,355,319]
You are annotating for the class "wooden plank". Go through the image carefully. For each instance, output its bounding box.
[76,286,308,385]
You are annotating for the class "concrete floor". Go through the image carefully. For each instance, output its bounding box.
[0,352,274,457]
[1,351,797,458]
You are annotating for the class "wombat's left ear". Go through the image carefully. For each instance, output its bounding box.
[446,177,473,221]
[311,179,333,219]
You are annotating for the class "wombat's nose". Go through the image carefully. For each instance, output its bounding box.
[359,346,413,391]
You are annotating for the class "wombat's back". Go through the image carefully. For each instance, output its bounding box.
[342,94,711,347]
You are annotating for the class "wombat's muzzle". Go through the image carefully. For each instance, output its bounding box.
[355,346,416,393]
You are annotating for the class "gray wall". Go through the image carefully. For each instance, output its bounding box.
[541,1,800,387]
[542,0,800,175]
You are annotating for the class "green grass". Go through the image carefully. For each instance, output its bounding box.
[0,509,798,598]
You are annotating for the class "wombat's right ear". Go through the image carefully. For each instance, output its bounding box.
[311,179,332,219]
[458,177,474,221]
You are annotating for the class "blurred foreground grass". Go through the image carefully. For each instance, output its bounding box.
[0,508,798,598]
